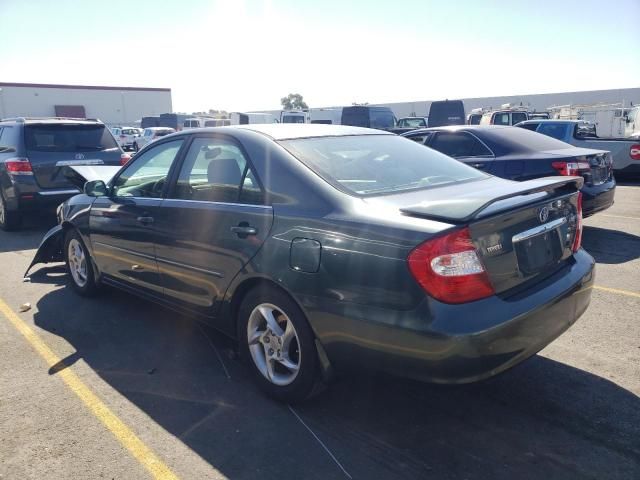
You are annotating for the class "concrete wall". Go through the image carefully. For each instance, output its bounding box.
[0,82,172,125]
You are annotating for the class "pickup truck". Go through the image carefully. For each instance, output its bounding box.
[517,119,640,176]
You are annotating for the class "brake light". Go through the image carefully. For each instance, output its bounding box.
[120,153,132,165]
[630,144,640,160]
[5,157,33,176]
[572,192,583,252]
[407,227,494,304]
[551,161,590,176]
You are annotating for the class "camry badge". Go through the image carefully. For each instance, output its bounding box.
[487,243,503,254]
[538,206,550,223]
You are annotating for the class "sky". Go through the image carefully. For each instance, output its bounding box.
[1,0,639,113]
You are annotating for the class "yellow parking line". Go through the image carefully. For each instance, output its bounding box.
[0,298,179,480]
[593,285,640,299]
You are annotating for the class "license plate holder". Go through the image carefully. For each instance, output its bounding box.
[514,229,563,275]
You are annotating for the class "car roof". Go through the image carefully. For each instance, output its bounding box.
[0,117,103,125]
[183,124,392,140]
[517,119,586,124]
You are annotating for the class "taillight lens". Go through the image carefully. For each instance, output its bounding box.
[551,161,590,176]
[5,157,33,176]
[120,153,132,165]
[572,192,583,252]
[407,227,494,304]
[630,144,640,160]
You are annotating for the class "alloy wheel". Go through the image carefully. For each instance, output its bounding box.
[67,238,88,287]
[247,303,301,386]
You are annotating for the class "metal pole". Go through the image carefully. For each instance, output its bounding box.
[0,88,6,119]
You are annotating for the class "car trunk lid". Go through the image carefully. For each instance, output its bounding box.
[381,176,583,295]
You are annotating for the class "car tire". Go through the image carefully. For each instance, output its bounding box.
[0,192,22,231]
[64,229,99,296]
[238,285,319,403]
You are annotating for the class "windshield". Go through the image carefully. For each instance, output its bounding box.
[399,118,427,127]
[279,134,487,195]
[24,124,118,151]
[282,115,306,124]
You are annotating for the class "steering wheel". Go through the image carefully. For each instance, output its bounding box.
[151,177,166,197]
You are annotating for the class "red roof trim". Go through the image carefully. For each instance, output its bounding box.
[0,82,171,92]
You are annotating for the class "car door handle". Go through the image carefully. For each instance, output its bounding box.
[471,163,486,169]
[230,224,257,238]
[137,216,154,225]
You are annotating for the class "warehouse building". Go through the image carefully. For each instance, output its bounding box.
[0,82,172,126]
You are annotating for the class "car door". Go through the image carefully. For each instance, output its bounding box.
[153,134,274,315]
[426,131,495,172]
[90,138,185,295]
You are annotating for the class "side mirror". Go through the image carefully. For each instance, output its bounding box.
[84,180,109,197]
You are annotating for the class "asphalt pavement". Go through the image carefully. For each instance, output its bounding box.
[1,183,639,480]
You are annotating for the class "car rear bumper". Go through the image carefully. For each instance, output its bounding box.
[308,249,595,383]
[3,179,80,212]
[581,179,615,217]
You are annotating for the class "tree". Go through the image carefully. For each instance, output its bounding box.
[280,93,308,110]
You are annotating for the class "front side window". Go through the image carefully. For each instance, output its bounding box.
[112,139,183,198]
[172,137,263,205]
[280,134,487,196]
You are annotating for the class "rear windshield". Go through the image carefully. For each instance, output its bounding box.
[24,124,118,152]
[484,126,572,151]
[535,123,570,141]
[279,135,487,196]
[282,115,306,124]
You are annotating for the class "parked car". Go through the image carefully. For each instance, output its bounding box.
[480,109,529,126]
[428,100,465,127]
[229,112,277,125]
[0,117,129,231]
[26,124,594,402]
[183,118,206,129]
[624,105,640,138]
[111,126,142,150]
[389,117,429,135]
[133,127,175,151]
[529,112,551,120]
[340,106,397,130]
[403,125,615,217]
[516,119,640,175]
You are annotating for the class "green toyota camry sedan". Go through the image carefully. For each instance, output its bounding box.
[27,124,594,402]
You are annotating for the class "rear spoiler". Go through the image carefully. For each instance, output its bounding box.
[400,176,583,224]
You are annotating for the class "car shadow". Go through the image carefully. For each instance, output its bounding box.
[0,214,55,254]
[582,225,640,264]
[33,286,640,480]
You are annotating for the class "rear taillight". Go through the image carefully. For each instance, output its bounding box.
[407,227,494,304]
[551,161,590,176]
[5,157,33,176]
[120,153,132,165]
[572,192,583,252]
[630,144,640,160]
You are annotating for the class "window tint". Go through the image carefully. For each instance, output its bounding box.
[405,132,432,144]
[112,139,183,198]
[483,126,572,151]
[24,124,118,152]
[511,112,528,124]
[279,135,487,196]
[431,132,492,157]
[173,137,263,204]
[536,123,570,141]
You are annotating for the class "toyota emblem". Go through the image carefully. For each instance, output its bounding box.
[75,153,85,160]
[538,206,550,223]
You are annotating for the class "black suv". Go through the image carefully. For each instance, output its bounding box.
[0,117,128,230]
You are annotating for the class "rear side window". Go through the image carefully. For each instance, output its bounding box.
[24,124,118,152]
[511,112,528,124]
[430,132,492,158]
[493,113,511,126]
[518,123,539,131]
[173,137,263,205]
[280,134,487,196]
[536,123,569,141]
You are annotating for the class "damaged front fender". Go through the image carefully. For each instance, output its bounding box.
[24,225,65,278]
